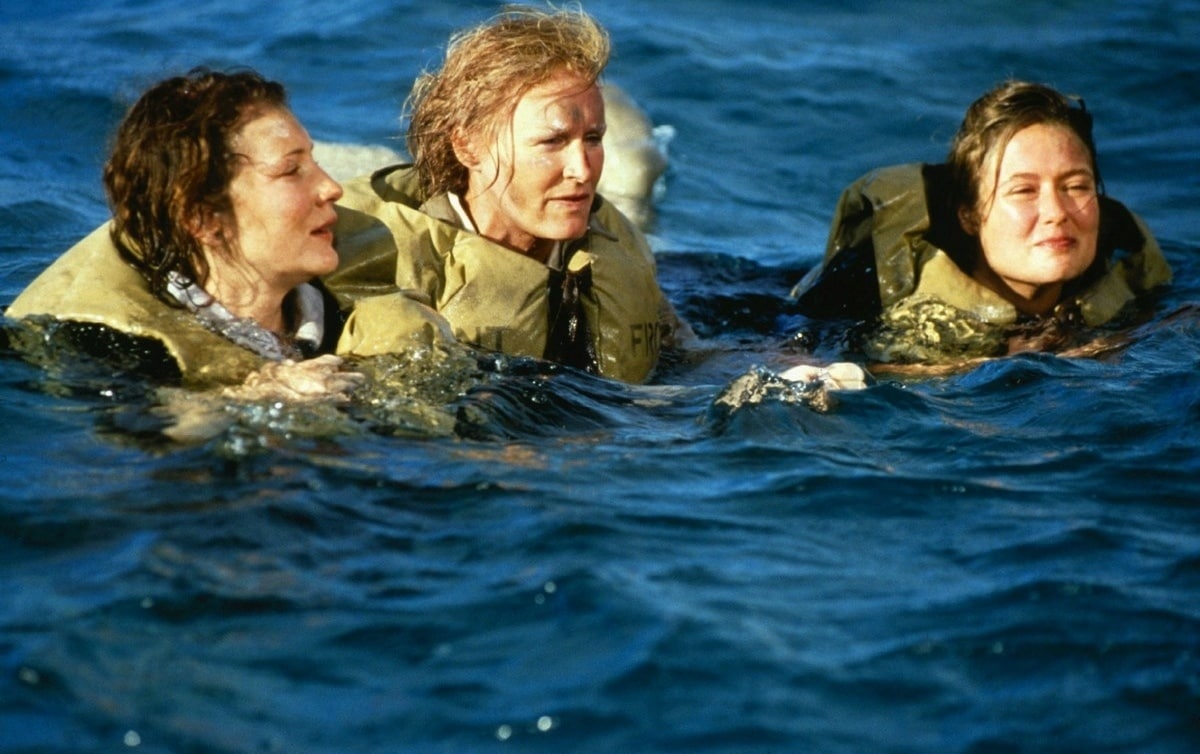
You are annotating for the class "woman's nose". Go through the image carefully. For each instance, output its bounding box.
[1040,186,1073,221]
[563,142,594,182]
[318,167,343,203]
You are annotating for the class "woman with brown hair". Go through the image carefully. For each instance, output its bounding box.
[791,80,1171,365]
[9,68,350,388]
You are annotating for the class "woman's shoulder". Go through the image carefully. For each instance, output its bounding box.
[8,223,150,321]
[337,163,423,212]
[335,164,467,254]
[588,195,656,266]
[7,223,266,386]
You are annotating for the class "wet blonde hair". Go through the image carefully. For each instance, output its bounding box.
[406,4,610,198]
[948,80,1101,234]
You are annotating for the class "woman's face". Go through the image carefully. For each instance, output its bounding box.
[217,106,343,295]
[461,69,606,257]
[971,122,1100,305]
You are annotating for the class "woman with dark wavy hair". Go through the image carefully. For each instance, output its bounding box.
[9,68,349,388]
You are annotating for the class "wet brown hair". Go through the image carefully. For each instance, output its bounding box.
[948,80,1100,234]
[405,4,610,198]
[103,67,287,302]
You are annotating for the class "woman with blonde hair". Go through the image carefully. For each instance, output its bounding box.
[328,5,690,383]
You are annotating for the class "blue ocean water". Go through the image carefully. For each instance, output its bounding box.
[2,1,1199,752]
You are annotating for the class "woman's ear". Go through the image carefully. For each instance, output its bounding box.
[187,207,227,249]
[957,205,979,236]
[451,128,479,169]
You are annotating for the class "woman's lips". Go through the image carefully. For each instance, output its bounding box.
[312,216,337,240]
[551,193,592,209]
[1038,235,1077,251]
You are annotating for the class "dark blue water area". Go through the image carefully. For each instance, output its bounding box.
[2,1,1200,752]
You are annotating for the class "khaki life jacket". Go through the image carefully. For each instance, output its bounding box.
[7,223,340,387]
[326,164,667,383]
[791,163,1172,327]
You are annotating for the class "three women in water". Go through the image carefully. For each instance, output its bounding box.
[6,6,1172,390]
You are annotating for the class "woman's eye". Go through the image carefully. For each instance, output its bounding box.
[262,162,300,178]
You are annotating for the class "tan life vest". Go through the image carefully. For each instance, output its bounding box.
[793,162,1172,327]
[8,223,271,387]
[327,165,666,383]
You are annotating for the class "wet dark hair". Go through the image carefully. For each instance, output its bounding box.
[948,80,1101,234]
[103,67,287,303]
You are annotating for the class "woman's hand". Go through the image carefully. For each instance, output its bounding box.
[225,354,365,403]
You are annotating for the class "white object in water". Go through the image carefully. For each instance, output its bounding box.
[778,362,869,391]
[598,83,672,229]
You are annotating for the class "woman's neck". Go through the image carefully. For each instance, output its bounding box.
[204,257,291,334]
[971,263,1063,317]
[457,193,553,263]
